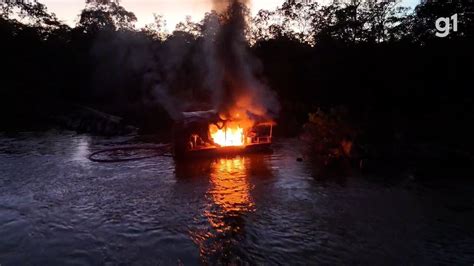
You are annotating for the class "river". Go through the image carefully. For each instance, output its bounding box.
[0,131,473,265]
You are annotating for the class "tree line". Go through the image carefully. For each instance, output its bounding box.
[1,0,473,157]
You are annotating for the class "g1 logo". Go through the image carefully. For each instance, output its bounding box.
[435,14,458,38]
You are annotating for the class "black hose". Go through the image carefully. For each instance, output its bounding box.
[88,144,172,163]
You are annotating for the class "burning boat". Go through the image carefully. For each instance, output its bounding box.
[173,110,274,159]
[166,0,279,160]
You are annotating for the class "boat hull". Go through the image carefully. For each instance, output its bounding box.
[174,142,272,160]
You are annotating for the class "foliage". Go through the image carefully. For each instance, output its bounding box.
[78,0,137,33]
[142,14,169,40]
[301,107,359,157]
[0,0,473,151]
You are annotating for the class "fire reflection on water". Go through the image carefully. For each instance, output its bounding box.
[190,156,255,262]
[209,158,254,214]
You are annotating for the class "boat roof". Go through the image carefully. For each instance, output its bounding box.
[179,110,275,126]
[180,110,219,125]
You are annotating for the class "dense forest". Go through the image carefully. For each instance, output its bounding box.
[1,0,473,170]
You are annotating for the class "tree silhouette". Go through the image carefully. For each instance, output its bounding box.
[0,0,473,158]
[78,0,136,33]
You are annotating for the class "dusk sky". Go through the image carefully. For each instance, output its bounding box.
[39,0,420,31]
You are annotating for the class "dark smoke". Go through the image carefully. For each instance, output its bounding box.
[146,0,280,121]
[205,0,280,120]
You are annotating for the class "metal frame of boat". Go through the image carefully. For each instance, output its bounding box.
[173,110,274,159]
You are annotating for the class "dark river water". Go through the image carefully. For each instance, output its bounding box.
[0,131,473,265]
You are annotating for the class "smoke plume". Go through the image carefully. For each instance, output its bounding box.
[146,0,280,121]
[204,0,280,120]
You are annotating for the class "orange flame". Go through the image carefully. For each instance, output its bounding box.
[209,110,254,147]
[209,124,245,147]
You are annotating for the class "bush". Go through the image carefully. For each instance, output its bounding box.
[301,106,359,159]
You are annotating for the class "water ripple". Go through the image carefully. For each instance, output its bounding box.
[0,133,473,264]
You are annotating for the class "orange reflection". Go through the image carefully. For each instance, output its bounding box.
[191,157,255,262]
[208,157,254,215]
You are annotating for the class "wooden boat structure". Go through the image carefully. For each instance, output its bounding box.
[173,110,275,159]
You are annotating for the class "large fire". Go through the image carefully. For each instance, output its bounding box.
[209,123,245,147]
[176,108,275,154]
